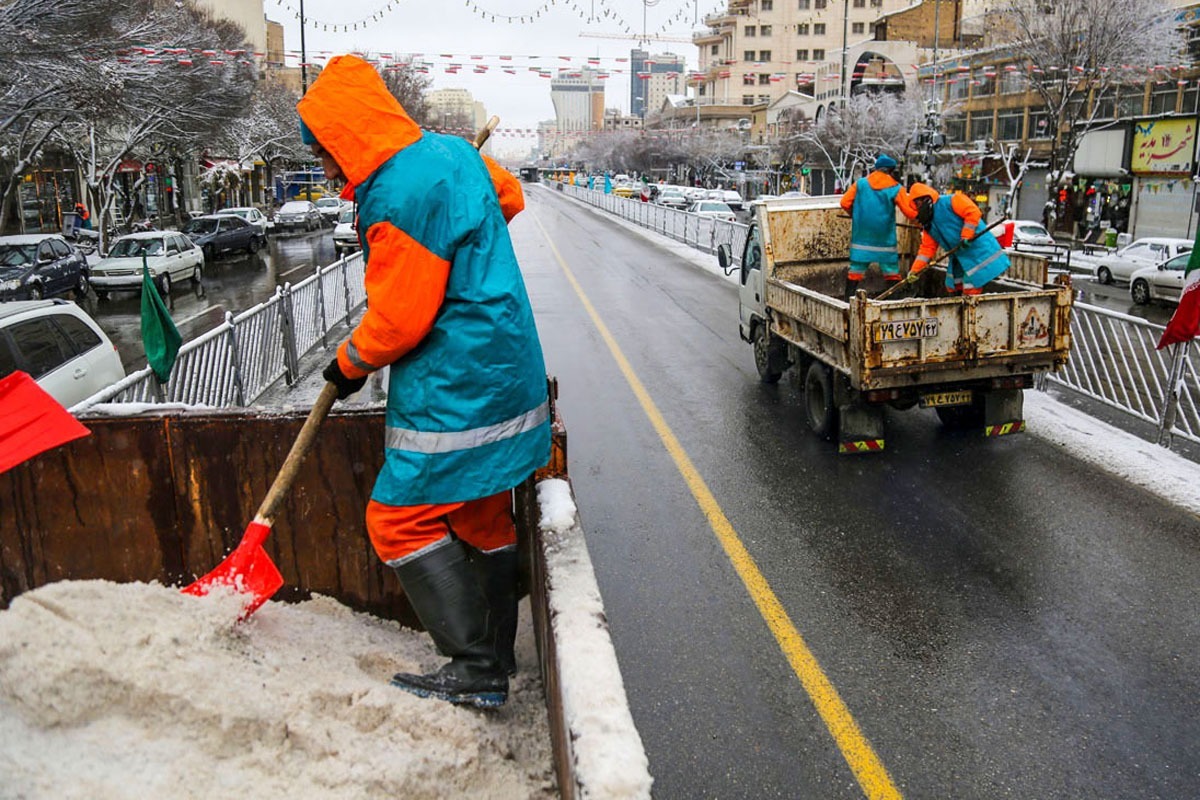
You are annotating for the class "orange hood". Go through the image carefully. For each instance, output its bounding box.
[908,182,940,204]
[296,54,422,188]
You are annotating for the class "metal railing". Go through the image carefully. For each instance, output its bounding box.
[561,184,749,267]
[1045,304,1198,447]
[71,251,367,412]
[555,180,1200,451]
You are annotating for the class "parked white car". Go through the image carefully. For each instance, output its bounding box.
[332,206,359,256]
[686,200,737,222]
[0,299,125,408]
[656,187,690,210]
[90,231,204,299]
[214,206,270,235]
[707,189,745,212]
[1129,251,1193,306]
[1002,220,1065,262]
[315,197,346,225]
[1093,237,1192,285]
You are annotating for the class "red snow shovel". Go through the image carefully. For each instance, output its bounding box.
[0,371,90,475]
[182,382,339,618]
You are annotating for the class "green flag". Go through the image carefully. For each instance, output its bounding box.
[141,255,181,382]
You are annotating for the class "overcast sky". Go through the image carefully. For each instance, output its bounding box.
[273,0,715,157]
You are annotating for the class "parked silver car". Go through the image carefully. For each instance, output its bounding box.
[273,200,323,233]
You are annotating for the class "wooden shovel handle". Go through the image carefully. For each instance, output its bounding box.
[474,116,499,150]
[254,381,339,525]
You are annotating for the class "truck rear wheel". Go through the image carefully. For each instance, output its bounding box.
[753,325,786,384]
[804,361,837,439]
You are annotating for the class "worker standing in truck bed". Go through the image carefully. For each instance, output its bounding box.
[839,154,916,300]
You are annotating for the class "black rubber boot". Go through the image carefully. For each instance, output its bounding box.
[390,541,508,708]
[468,546,519,676]
[844,277,861,301]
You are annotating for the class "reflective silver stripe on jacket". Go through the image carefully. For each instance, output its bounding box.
[965,248,1006,278]
[385,400,550,455]
[345,340,379,373]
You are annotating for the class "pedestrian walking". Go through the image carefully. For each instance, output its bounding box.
[298,54,550,709]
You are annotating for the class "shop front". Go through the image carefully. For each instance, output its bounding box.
[1129,117,1196,240]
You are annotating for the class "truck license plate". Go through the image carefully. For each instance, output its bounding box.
[920,390,973,408]
[874,317,939,342]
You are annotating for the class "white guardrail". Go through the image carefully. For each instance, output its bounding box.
[71,251,367,412]
[556,180,1200,451]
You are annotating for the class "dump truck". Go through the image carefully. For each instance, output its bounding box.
[718,196,1074,453]
[0,383,653,799]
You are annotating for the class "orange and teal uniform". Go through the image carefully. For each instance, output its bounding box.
[909,185,1009,296]
[298,55,549,566]
[840,170,916,281]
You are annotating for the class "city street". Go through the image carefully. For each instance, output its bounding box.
[81,228,338,372]
[514,185,1200,799]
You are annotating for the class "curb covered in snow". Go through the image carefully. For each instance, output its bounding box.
[533,477,654,799]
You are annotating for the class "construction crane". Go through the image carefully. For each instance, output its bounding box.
[579,32,695,44]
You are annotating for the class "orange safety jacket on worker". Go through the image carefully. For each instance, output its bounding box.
[908,183,1009,295]
[298,55,549,566]
[840,170,916,281]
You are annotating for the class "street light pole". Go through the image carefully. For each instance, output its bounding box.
[300,0,308,94]
[840,0,850,104]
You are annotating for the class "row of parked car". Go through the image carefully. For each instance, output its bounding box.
[0,197,363,305]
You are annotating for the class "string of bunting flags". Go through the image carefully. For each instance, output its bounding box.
[102,45,1200,91]
[268,0,726,41]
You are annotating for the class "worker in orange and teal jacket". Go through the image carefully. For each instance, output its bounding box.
[839,154,916,300]
[298,55,549,709]
[906,182,1009,295]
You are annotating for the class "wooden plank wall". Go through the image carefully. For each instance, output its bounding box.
[0,406,415,624]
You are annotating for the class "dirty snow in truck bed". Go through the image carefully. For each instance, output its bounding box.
[0,581,556,799]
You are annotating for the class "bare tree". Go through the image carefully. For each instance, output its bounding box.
[0,0,161,231]
[380,60,432,126]
[991,0,1186,186]
[210,79,307,208]
[800,92,923,187]
[50,0,257,248]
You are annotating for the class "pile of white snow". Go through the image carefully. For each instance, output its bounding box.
[0,581,556,799]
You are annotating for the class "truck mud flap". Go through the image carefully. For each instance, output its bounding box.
[838,438,885,454]
[984,420,1026,437]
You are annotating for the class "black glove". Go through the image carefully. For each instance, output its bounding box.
[323,357,367,400]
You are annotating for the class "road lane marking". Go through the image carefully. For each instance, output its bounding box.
[173,307,220,328]
[532,212,903,800]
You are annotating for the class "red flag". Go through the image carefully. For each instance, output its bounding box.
[1156,230,1200,349]
[0,371,91,474]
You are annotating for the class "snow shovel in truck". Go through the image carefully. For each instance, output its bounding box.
[182,117,501,619]
[876,215,1009,302]
[182,382,338,618]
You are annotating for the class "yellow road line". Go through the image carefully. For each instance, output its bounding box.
[532,212,902,800]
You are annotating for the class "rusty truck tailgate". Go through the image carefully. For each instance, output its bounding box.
[851,282,1073,389]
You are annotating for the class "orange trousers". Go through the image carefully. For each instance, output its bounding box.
[365,490,517,566]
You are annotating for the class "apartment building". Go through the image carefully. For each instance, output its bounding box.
[630,50,688,118]
[920,3,1200,238]
[551,67,607,138]
[693,0,915,108]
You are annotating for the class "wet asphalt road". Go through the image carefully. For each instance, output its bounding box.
[512,187,1200,799]
[82,228,337,372]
